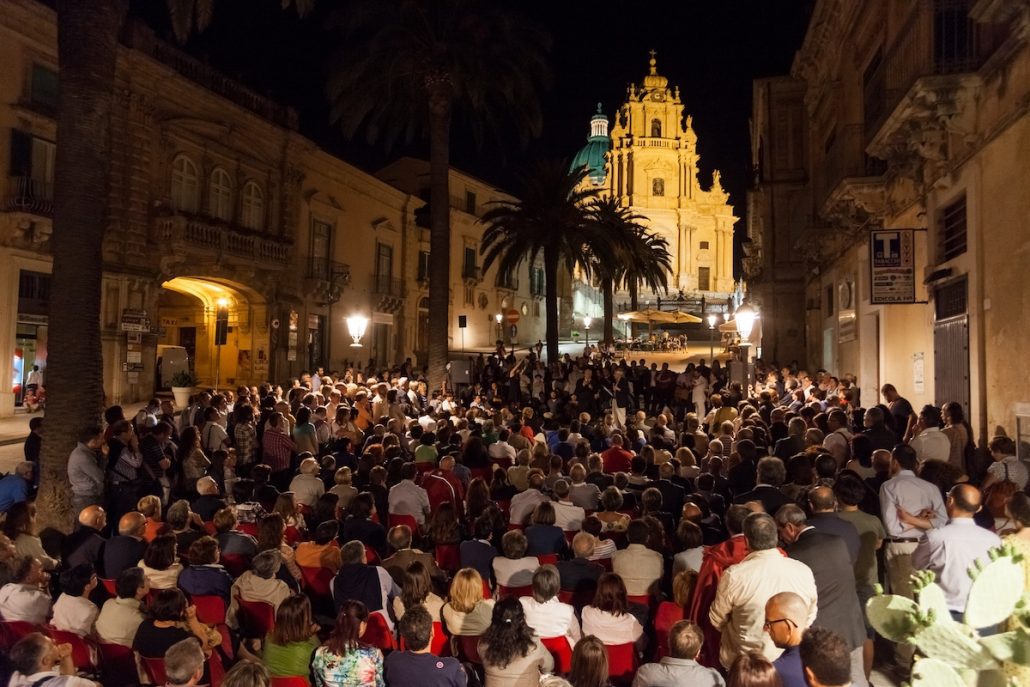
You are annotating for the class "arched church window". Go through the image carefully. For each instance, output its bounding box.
[170,155,199,213]
[209,167,234,221]
[651,118,662,137]
[652,178,665,197]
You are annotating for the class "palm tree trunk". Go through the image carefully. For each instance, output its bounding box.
[603,281,614,345]
[629,280,639,340]
[38,0,124,533]
[426,94,452,391]
[543,245,560,363]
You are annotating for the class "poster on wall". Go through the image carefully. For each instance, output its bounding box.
[870,229,916,304]
[913,352,925,394]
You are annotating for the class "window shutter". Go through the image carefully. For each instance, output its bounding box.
[9,130,32,176]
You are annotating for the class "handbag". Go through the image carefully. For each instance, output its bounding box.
[984,462,1018,519]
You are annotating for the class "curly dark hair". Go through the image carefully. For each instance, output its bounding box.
[480,597,536,669]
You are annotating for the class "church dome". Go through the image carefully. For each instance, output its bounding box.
[570,103,611,185]
[642,52,668,91]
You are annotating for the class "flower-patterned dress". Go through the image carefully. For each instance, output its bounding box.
[311,643,384,687]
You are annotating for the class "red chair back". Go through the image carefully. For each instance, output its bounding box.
[654,601,685,660]
[557,588,595,612]
[435,544,461,572]
[495,584,533,599]
[482,578,492,600]
[0,621,45,650]
[536,554,558,566]
[46,628,97,670]
[605,642,639,684]
[284,525,303,545]
[398,620,450,656]
[270,677,311,687]
[236,595,276,638]
[221,553,251,578]
[202,521,218,536]
[457,635,483,664]
[237,521,258,537]
[99,578,118,596]
[388,512,420,534]
[142,656,167,685]
[364,544,380,565]
[563,531,577,545]
[540,636,573,673]
[299,566,334,597]
[98,643,136,681]
[192,595,228,625]
[626,594,652,607]
[596,557,613,571]
[359,611,395,651]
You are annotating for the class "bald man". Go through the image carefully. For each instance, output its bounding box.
[766,592,811,687]
[912,483,1001,623]
[102,511,147,579]
[807,486,860,565]
[63,505,108,570]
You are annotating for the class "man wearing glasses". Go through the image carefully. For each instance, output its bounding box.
[764,592,811,687]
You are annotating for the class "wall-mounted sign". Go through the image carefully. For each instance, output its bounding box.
[120,308,151,332]
[870,230,916,304]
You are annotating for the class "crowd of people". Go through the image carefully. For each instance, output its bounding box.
[0,346,1028,687]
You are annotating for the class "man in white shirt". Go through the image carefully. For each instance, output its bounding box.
[908,405,951,465]
[568,464,601,510]
[50,564,99,637]
[709,512,818,670]
[94,567,148,647]
[822,409,853,467]
[8,632,99,687]
[488,430,518,463]
[387,464,430,528]
[612,520,664,598]
[509,473,549,525]
[912,484,1001,622]
[289,456,326,509]
[550,480,586,532]
[0,557,52,625]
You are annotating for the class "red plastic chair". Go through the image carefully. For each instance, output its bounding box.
[99,578,118,596]
[605,642,639,685]
[456,635,483,664]
[192,594,228,625]
[495,584,533,599]
[284,525,303,545]
[481,578,492,599]
[221,553,251,578]
[388,512,420,534]
[46,628,98,672]
[142,655,168,685]
[271,677,311,687]
[98,642,136,682]
[236,595,276,638]
[626,594,652,607]
[536,554,558,566]
[435,543,461,572]
[364,544,380,565]
[0,621,45,650]
[299,566,334,597]
[654,601,685,660]
[563,531,578,545]
[541,636,573,673]
[359,611,395,651]
[399,621,450,656]
[202,521,218,536]
[237,521,259,537]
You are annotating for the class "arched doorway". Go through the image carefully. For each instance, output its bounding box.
[157,277,270,390]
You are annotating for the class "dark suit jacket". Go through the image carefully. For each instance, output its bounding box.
[727,459,757,497]
[63,526,106,571]
[733,485,790,516]
[773,436,806,461]
[863,425,898,452]
[808,513,860,565]
[192,495,227,522]
[555,556,603,594]
[788,529,866,651]
[382,548,445,587]
[652,479,686,517]
[585,472,614,492]
[460,539,497,581]
[103,535,146,579]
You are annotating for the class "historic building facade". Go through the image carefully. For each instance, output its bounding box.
[747,0,1030,440]
[0,0,544,416]
[572,53,738,326]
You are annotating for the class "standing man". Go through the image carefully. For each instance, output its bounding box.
[68,424,106,515]
[908,405,951,465]
[23,418,42,492]
[608,367,632,431]
[912,484,1001,624]
[878,444,946,669]
[880,384,916,443]
[765,592,812,687]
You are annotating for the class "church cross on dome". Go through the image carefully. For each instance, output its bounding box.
[649,49,658,74]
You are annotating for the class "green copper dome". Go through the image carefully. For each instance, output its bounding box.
[571,103,611,185]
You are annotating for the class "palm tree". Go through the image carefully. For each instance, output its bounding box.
[41,0,310,531]
[324,0,550,388]
[585,198,671,344]
[480,161,614,363]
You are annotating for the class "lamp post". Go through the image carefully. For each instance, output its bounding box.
[346,314,368,348]
[583,316,592,348]
[706,312,718,362]
[214,297,229,392]
[734,302,757,393]
[495,312,503,346]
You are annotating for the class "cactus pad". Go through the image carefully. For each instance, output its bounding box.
[911,621,998,672]
[964,550,1026,629]
[866,594,921,642]
[909,658,968,687]
[917,580,953,624]
[979,629,1030,667]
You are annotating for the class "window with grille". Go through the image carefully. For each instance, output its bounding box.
[935,277,967,320]
[939,195,967,261]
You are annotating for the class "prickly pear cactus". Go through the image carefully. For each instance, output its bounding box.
[865,544,1029,687]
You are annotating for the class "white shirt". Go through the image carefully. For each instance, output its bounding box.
[909,427,952,464]
[50,593,99,637]
[581,606,644,646]
[672,547,705,577]
[388,479,430,526]
[94,596,145,646]
[708,548,818,670]
[879,470,948,538]
[489,441,517,461]
[8,670,95,687]
[519,597,581,646]
[289,473,326,508]
[912,518,1002,612]
[0,583,51,625]
[492,556,539,588]
[552,500,585,531]
[987,455,1029,490]
[509,489,549,525]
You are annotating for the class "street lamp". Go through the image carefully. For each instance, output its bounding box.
[583,316,592,347]
[706,312,718,362]
[214,297,230,392]
[346,314,368,347]
[734,302,758,392]
[495,312,503,345]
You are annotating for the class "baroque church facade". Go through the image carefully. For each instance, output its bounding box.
[572,53,738,321]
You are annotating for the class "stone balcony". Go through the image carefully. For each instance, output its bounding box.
[152,214,291,273]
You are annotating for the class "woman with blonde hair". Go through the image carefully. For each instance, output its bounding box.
[675,447,700,480]
[138,494,164,542]
[442,568,495,636]
[329,467,358,508]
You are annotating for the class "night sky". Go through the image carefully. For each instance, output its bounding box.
[131,0,814,274]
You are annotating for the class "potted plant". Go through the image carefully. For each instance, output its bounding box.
[169,370,197,409]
